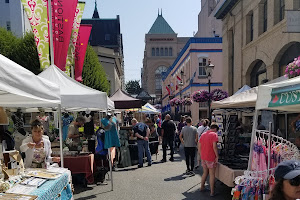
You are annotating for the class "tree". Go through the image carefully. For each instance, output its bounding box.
[82,45,110,93]
[0,28,40,74]
[125,80,141,95]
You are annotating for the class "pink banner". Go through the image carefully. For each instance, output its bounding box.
[75,24,92,82]
[48,0,78,71]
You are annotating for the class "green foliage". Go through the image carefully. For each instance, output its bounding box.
[82,45,110,94]
[125,80,141,94]
[0,28,40,74]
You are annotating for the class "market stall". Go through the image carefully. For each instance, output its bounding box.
[231,77,300,199]
[0,54,73,199]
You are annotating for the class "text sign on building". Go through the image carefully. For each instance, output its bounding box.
[287,10,300,33]
[268,84,300,108]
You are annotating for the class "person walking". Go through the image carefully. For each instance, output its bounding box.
[198,124,219,197]
[131,118,152,168]
[161,114,176,162]
[195,119,210,169]
[179,117,198,175]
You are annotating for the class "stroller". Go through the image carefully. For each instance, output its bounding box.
[94,128,109,184]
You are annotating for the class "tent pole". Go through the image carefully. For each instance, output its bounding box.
[247,109,258,171]
[48,0,54,66]
[58,105,64,167]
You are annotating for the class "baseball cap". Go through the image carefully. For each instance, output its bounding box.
[275,160,300,181]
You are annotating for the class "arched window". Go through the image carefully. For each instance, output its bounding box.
[278,43,300,77]
[151,48,155,56]
[169,48,173,56]
[250,61,267,87]
[160,48,164,56]
[155,66,168,91]
[165,48,168,56]
[156,48,159,56]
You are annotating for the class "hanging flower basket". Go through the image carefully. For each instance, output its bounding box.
[169,97,182,107]
[210,89,228,101]
[285,56,300,78]
[191,90,210,102]
[182,97,193,105]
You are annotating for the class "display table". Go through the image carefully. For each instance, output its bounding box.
[63,154,94,184]
[215,163,244,187]
[30,172,72,200]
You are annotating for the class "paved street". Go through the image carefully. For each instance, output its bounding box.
[74,146,233,200]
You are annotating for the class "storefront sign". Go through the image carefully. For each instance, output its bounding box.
[287,10,300,33]
[268,84,300,107]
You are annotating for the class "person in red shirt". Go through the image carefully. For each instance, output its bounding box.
[198,124,219,197]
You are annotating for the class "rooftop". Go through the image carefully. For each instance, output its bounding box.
[148,12,175,34]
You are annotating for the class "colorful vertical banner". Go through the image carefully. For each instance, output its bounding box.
[65,2,85,76]
[74,24,92,82]
[49,0,78,71]
[21,0,50,70]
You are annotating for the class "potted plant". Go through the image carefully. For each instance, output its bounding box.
[169,97,182,107]
[191,90,210,102]
[285,56,300,79]
[210,89,228,101]
[182,97,193,105]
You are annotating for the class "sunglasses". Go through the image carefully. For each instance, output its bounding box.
[289,176,300,186]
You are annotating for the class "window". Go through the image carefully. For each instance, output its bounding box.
[6,21,11,31]
[250,61,267,87]
[169,47,173,56]
[246,12,254,43]
[263,0,268,32]
[294,0,300,9]
[156,48,159,56]
[198,58,207,76]
[105,34,110,41]
[152,48,155,56]
[5,0,9,3]
[155,66,168,91]
[279,0,285,21]
[160,48,164,56]
[165,48,168,56]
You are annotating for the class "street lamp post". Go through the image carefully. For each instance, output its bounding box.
[205,59,215,122]
[179,70,184,115]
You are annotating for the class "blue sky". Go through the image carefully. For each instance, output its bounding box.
[82,0,201,83]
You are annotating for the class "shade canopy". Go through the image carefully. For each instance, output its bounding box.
[0,54,61,107]
[38,65,109,110]
[234,85,251,95]
[256,76,300,111]
[211,87,258,109]
[110,89,142,109]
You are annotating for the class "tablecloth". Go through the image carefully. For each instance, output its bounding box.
[215,163,244,187]
[63,154,94,184]
[30,172,72,200]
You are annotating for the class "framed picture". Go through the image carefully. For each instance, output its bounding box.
[215,115,223,123]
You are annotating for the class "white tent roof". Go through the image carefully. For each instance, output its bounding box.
[38,65,109,110]
[143,103,160,113]
[234,85,251,95]
[256,76,300,111]
[0,54,61,107]
[211,87,258,109]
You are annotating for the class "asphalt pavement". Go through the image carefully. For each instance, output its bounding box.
[73,146,233,200]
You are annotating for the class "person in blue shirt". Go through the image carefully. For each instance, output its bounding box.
[131,118,152,168]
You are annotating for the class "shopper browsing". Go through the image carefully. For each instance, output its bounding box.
[198,123,219,197]
[179,117,198,175]
[131,118,152,168]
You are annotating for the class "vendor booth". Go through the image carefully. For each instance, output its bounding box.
[0,54,73,199]
[231,76,300,199]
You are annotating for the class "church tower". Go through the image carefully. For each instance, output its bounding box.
[141,10,189,103]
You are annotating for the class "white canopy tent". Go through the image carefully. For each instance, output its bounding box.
[211,87,258,109]
[38,65,111,110]
[0,55,61,107]
[0,54,64,166]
